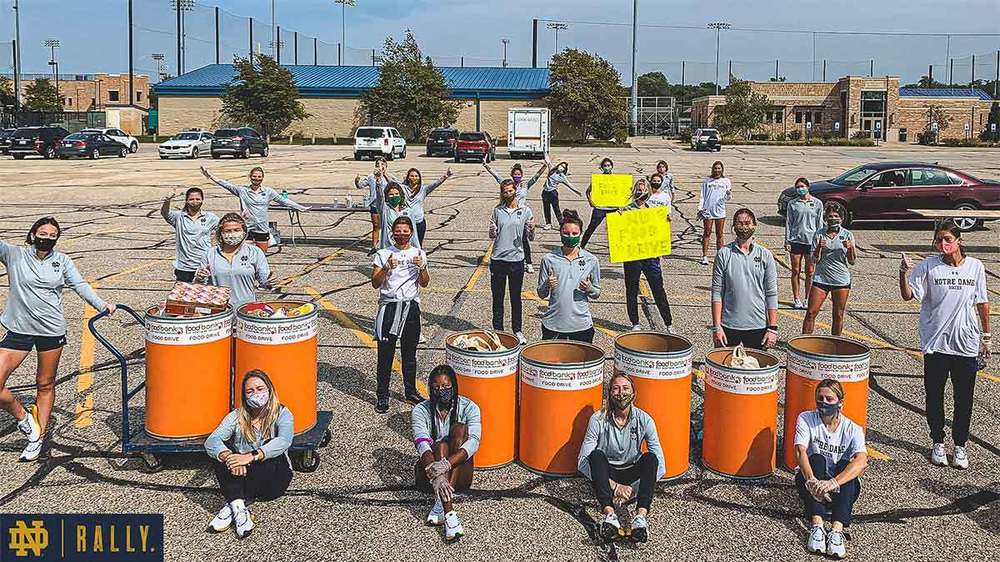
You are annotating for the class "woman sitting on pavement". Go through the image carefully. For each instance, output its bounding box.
[578,373,665,544]
[205,369,294,539]
[412,364,482,542]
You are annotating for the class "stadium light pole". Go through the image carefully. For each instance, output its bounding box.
[152,53,166,82]
[502,38,509,68]
[170,0,196,75]
[630,0,638,136]
[546,22,567,56]
[13,0,22,110]
[44,39,60,107]
[708,22,731,95]
[334,0,356,60]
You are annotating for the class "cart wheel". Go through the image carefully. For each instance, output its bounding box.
[294,450,321,473]
[140,452,162,473]
[320,429,332,448]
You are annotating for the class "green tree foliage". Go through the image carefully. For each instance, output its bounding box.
[23,78,63,112]
[0,76,16,109]
[903,75,946,89]
[547,49,627,140]
[220,54,309,137]
[712,78,770,139]
[980,101,1000,140]
[359,31,459,140]
[637,72,670,97]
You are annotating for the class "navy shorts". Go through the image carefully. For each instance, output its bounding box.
[248,230,270,242]
[788,242,812,256]
[813,282,851,293]
[0,331,67,352]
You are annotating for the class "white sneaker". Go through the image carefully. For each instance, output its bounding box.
[930,442,948,466]
[826,529,846,559]
[515,332,527,346]
[426,499,445,526]
[630,514,649,543]
[232,503,254,539]
[207,505,233,533]
[17,406,41,443]
[630,324,642,332]
[951,445,969,469]
[19,440,43,462]
[807,524,826,554]
[444,510,464,541]
[418,333,428,344]
[600,512,623,541]
[793,299,805,310]
[526,264,535,274]
[665,326,676,335]
[543,223,552,230]
[700,256,709,266]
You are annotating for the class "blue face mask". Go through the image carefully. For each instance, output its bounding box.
[796,186,808,196]
[816,400,841,417]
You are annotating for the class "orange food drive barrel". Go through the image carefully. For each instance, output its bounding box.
[144,306,233,439]
[518,341,605,477]
[445,331,520,469]
[702,348,781,479]
[235,302,318,434]
[614,332,693,481]
[782,335,870,470]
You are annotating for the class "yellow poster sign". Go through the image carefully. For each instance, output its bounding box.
[590,174,633,208]
[607,207,672,263]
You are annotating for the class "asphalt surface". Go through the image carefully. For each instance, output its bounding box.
[0,141,997,561]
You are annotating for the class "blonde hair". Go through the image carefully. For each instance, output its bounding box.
[237,370,282,444]
[816,378,845,401]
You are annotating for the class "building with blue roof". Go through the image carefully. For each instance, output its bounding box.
[154,64,551,138]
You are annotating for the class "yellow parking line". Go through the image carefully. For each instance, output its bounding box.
[464,243,493,292]
[865,446,893,461]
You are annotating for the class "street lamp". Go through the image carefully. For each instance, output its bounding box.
[501,39,509,68]
[707,22,731,95]
[44,39,60,106]
[334,0,356,60]
[546,22,568,55]
[169,0,196,75]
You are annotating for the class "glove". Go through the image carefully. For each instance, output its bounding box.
[431,474,454,504]
[425,458,452,480]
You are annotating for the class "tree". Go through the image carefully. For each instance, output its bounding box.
[903,75,946,89]
[220,53,309,138]
[637,72,670,97]
[359,31,460,140]
[0,76,15,110]
[980,101,999,141]
[712,78,770,139]
[23,78,63,112]
[920,104,952,144]
[547,49,627,140]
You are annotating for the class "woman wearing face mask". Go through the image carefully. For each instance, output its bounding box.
[371,217,430,413]
[489,179,535,345]
[379,183,420,250]
[647,173,672,216]
[654,160,674,198]
[205,370,293,539]
[784,178,824,309]
[537,209,602,343]
[620,179,673,333]
[201,166,309,253]
[802,207,856,336]
[540,162,580,230]
[899,220,990,470]
[0,217,116,462]
[578,373,664,543]
[355,157,396,255]
[195,214,272,310]
[698,161,732,265]
[161,187,220,282]
[794,379,867,559]
[401,167,453,246]
[580,157,616,249]
[485,161,547,273]
[412,365,481,542]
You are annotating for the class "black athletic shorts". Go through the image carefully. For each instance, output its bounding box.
[788,242,812,256]
[248,230,270,242]
[813,282,851,293]
[0,331,67,352]
[369,205,379,215]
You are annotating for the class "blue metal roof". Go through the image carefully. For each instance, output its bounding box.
[899,87,993,101]
[154,64,550,99]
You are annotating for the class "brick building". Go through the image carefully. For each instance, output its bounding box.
[153,65,550,139]
[691,76,995,143]
[15,73,151,111]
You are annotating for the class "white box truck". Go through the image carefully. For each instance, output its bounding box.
[508,108,550,159]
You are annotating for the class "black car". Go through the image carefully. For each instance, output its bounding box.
[9,126,71,159]
[690,128,722,151]
[426,127,459,157]
[56,132,129,159]
[211,127,269,159]
[0,128,18,154]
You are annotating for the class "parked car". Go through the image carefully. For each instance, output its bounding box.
[57,132,129,159]
[0,128,18,154]
[777,162,1000,232]
[9,126,71,159]
[211,127,269,159]
[426,127,459,157]
[354,126,407,160]
[690,128,722,151]
[159,130,213,159]
[454,131,496,163]
[81,128,139,153]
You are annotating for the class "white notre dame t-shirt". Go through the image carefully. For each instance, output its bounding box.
[908,255,987,357]
[372,246,426,303]
[793,410,866,466]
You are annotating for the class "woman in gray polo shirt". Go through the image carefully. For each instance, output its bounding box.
[489,179,535,345]
[537,209,602,343]
[802,206,856,336]
[196,213,272,309]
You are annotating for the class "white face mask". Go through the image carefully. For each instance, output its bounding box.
[246,389,269,409]
[222,231,245,246]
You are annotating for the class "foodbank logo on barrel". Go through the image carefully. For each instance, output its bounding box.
[1,514,163,561]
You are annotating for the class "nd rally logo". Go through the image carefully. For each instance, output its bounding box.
[8,519,47,557]
[2,514,163,561]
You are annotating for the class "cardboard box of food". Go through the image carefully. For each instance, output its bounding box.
[164,282,230,316]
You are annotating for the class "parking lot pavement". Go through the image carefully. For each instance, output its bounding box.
[0,142,997,561]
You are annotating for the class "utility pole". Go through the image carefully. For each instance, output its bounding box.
[531,19,538,68]
[708,22,731,95]
[129,0,135,105]
[334,0,356,61]
[13,0,22,111]
[629,0,638,135]
[214,6,220,64]
[501,39,509,68]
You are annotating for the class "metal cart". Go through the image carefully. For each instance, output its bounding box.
[88,304,332,473]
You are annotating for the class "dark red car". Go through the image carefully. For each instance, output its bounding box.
[778,162,1000,231]
[454,131,496,163]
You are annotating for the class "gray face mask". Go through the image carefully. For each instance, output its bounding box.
[222,231,245,246]
[816,400,841,417]
[246,390,269,409]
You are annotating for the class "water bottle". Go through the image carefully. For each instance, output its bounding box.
[281,189,289,199]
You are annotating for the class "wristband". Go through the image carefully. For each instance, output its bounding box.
[767,325,779,332]
[711,325,723,334]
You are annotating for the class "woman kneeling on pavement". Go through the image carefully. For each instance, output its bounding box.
[577,373,665,543]
[412,365,481,542]
[205,370,294,539]
[794,378,866,559]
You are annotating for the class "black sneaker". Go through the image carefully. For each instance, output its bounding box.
[600,512,623,541]
[405,392,426,405]
[375,397,389,413]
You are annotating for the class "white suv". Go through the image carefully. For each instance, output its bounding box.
[354,126,407,160]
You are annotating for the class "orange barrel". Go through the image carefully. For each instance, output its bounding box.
[445,331,520,469]
[144,306,233,439]
[614,332,693,480]
[702,348,781,479]
[518,341,605,476]
[234,301,318,434]
[782,336,870,470]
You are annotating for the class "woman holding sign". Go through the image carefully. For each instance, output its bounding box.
[580,158,617,249]
[698,161,732,265]
[489,180,535,345]
[621,179,673,333]
[537,210,602,343]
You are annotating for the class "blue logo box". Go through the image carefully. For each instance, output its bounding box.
[1,514,163,562]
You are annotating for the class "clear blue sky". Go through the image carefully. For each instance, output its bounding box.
[2,0,999,86]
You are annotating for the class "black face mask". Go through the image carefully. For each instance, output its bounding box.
[651,182,662,189]
[431,387,455,410]
[33,237,56,252]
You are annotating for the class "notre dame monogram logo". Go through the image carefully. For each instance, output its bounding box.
[8,519,48,557]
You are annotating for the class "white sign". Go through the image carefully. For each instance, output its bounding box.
[704,363,779,395]
[992,123,997,132]
[146,315,233,346]
[614,349,692,381]
[806,122,813,130]
[447,348,519,379]
[236,315,316,345]
[874,121,882,130]
[964,123,971,132]
[520,359,603,391]
[834,122,841,131]
[787,353,869,383]
[931,122,939,132]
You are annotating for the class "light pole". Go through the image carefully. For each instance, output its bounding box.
[152,53,167,82]
[44,39,60,100]
[546,22,567,56]
[708,22,731,95]
[170,0,196,74]
[630,0,638,136]
[501,38,509,68]
[13,0,22,110]
[334,0,356,60]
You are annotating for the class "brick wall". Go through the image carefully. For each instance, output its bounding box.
[20,74,151,110]
[896,97,994,142]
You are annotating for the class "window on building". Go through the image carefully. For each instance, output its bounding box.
[795,111,803,124]
[814,112,822,124]
[66,98,72,107]
[137,91,143,101]
[91,98,96,107]
[108,90,120,102]
[775,109,783,123]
